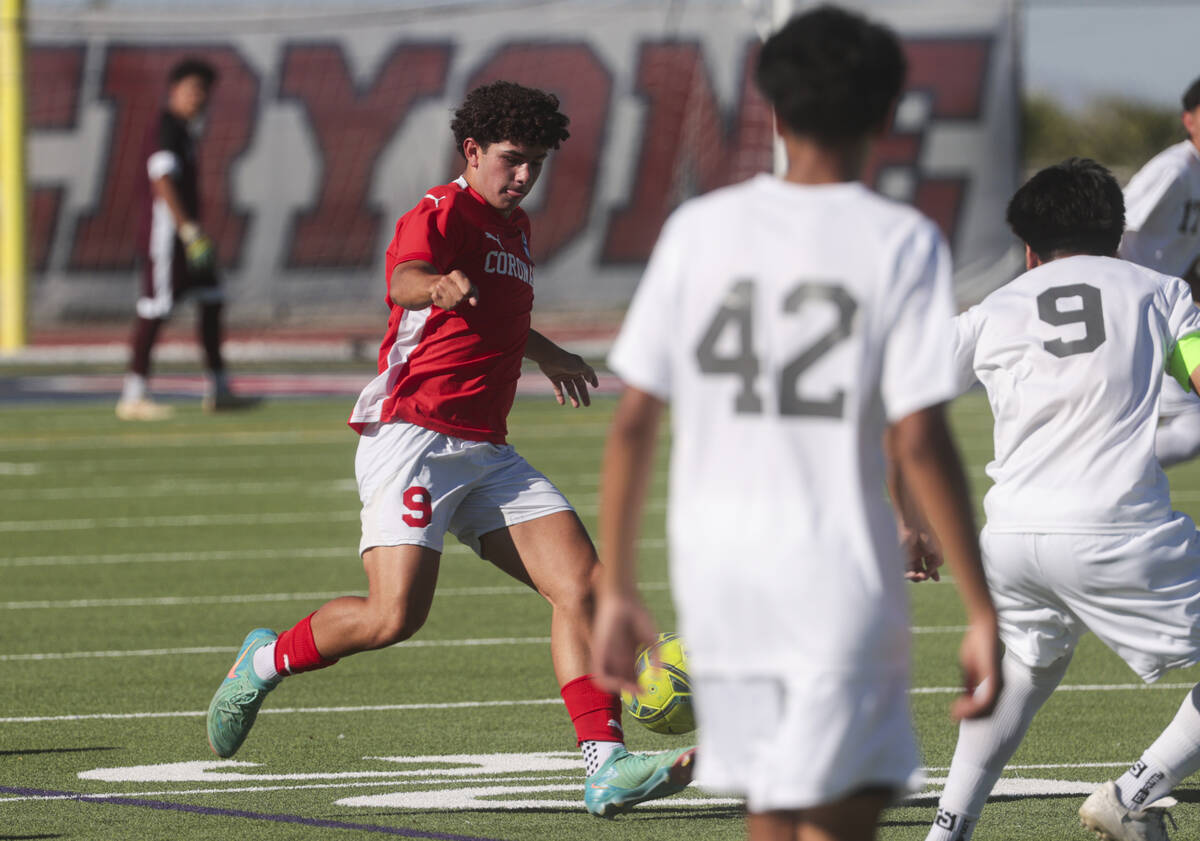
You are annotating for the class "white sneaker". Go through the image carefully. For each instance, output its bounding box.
[115,398,174,421]
[1079,781,1177,841]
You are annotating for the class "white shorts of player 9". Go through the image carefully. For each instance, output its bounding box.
[983,516,1200,683]
[355,421,573,557]
[691,670,921,812]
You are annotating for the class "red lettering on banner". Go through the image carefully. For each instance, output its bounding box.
[69,45,257,271]
[864,38,992,247]
[279,43,451,268]
[602,41,772,263]
[462,43,611,263]
[29,44,85,272]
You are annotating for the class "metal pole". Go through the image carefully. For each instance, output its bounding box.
[0,0,26,353]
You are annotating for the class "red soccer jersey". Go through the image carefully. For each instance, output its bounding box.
[348,177,535,443]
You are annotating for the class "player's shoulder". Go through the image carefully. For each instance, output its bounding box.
[1132,141,1198,183]
[412,181,467,215]
[1004,255,1173,305]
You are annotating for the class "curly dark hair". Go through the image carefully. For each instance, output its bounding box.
[450,81,570,158]
[168,57,217,89]
[1006,157,1125,260]
[756,5,905,144]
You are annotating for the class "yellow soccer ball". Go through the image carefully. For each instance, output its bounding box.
[620,632,695,735]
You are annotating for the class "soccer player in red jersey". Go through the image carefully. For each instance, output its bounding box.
[117,57,255,421]
[206,81,693,817]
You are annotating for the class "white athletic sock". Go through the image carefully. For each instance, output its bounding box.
[252,641,281,683]
[925,653,1070,841]
[121,374,147,403]
[1115,683,1200,808]
[582,740,622,776]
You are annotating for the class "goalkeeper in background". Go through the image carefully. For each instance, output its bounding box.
[116,57,254,421]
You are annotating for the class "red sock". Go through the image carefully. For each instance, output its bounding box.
[274,612,338,676]
[560,674,624,745]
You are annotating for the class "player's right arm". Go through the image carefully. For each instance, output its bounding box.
[889,405,1001,720]
[389,260,479,310]
[147,118,212,269]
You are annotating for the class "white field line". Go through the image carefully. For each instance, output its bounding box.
[0,626,966,661]
[0,582,672,611]
[3,684,1195,726]
[0,546,353,568]
[0,430,350,451]
[0,423,611,452]
[0,698,564,724]
[0,510,360,533]
[1,538,669,569]
[0,774,587,804]
[0,636,556,662]
[18,454,345,473]
[0,763,1141,805]
[0,499,663,533]
[0,478,359,502]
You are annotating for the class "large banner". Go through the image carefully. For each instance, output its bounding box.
[27,0,1019,327]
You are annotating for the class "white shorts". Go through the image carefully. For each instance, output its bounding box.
[692,670,921,812]
[355,422,573,557]
[983,517,1200,683]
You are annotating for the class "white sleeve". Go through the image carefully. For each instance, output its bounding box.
[950,308,983,396]
[1123,156,1180,234]
[879,221,959,422]
[147,150,180,181]
[608,213,685,400]
[1164,275,1200,344]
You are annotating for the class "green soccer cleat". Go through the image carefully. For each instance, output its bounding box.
[584,745,696,818]
[206,628,279,758]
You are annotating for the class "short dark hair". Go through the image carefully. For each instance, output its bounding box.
[168,57,217,89]
[1006,157,1125,260]
[450,81,570,158]
[755,4,906,144]
[1183,76,1200,112]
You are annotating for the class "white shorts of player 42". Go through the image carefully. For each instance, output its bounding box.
[355,421,573,557]
[982,517,1200,683]
[691,670,921,813]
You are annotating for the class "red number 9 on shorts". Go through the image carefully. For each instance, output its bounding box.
[402,486,432,527]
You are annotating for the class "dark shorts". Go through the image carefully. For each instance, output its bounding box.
[137,239,222,319]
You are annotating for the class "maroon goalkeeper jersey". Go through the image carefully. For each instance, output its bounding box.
[348,177,535,444]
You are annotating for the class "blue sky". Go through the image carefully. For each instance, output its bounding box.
[1022,1,1199,109]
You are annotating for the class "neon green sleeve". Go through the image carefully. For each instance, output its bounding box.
[1167,332,1200,392]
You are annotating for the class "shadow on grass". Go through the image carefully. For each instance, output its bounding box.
[0,835,66,840]
[0,747,119,758]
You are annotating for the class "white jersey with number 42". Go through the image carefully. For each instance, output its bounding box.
[953,255,1200,534]
[609,173,958,677]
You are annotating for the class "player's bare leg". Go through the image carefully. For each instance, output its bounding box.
[479,510,694,817]
[206,545,440,757]
[747,788,890,841]
[309,545,441,657]
[480,510,595,684]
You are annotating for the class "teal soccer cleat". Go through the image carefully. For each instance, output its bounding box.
[206,628,279,758]
[584,745,696,818]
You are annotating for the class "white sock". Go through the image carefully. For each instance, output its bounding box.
[121,374,147,403]
[252,641,280,683]
[1115,683,1200,808]
[582,740,622,776]
[925,653,1070,841]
